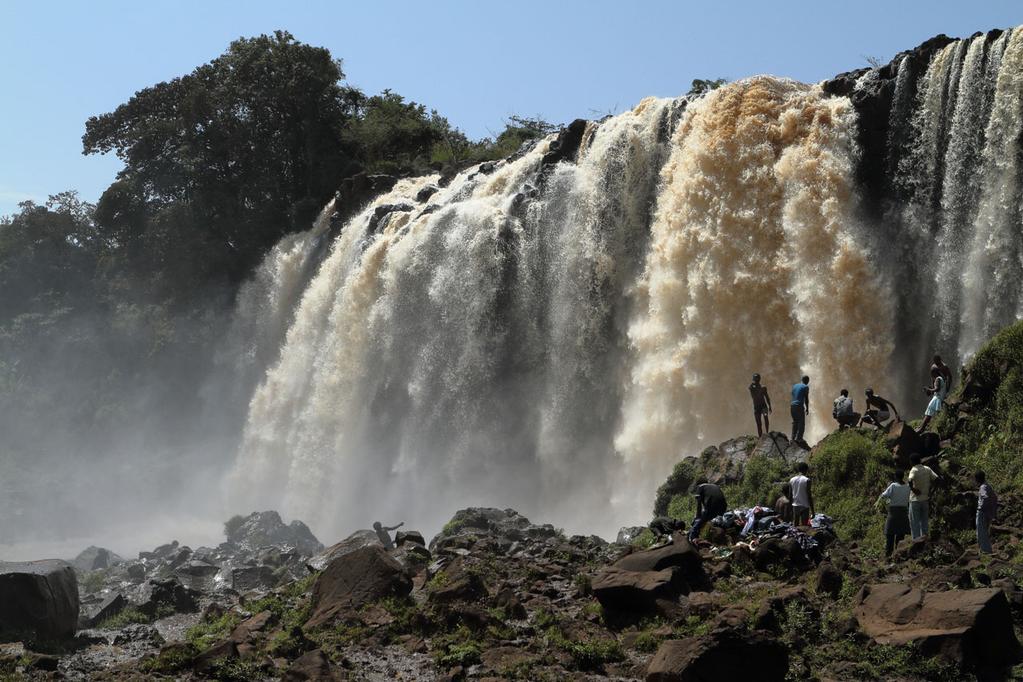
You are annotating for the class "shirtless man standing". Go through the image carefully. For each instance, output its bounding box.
[749,373,772,437]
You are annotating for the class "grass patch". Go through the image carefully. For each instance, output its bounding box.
[811,429,891,555]
[185,611,241,651]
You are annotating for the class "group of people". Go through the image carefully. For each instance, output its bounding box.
[688,462,815,542]
[747,355,954,445]
[876,455,998,557]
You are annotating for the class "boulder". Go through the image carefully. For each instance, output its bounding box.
[886,420,924,466]
[594,534,709,613]
[85,592,127,628]
[283,648,339,681]
[815,562,843,599]
[616,526,647,545]
[305,546,412,628]
[853,584,1021,669]
[395,530,426,547]
[613,534,708,589]
[71,546,122,572]
[427,557,487,604]
[226,511,323,556]
[229,565,277,592]
[592,567,686,613]
[174,560,220,592]
[0,560,79,641]
[308,530,382,571]
[646,630,789,681]
[193,639,239,675]
[138,578,199,617]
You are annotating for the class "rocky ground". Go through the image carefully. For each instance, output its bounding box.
[4,314,1023,682]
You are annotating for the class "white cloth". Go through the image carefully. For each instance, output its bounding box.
[879,482,911,507]
[833,395,854,417]
[925,395,942,417]
[908,465,938,502]
[789,474,811,508]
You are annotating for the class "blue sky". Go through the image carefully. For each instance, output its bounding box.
[2,1,1021,217]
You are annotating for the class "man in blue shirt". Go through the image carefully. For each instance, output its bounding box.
[790,375,810,445]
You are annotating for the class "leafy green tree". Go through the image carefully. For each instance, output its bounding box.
[83,30,364,282]
[688,78,728,96]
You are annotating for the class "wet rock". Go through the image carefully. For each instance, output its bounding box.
[616,526,647,545]
[283,648,340,681]
[71,546,122,572]
[646,630,789,681]
[333,173,398,230]
[395,530,426,547]
[229,565,278,592]
[125,562,147,583]
[854,583,1021,669]
[414,185,439,203]
[0,560,79,641]
[174,560,220,592]
[305,546,412,628]
[85,592,127,628]
[138,577,199,617]
[226,510,323,556]
[308,529,383,572]
[112,623,165,648]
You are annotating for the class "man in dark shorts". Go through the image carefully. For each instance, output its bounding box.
[749,373,772,437]
[860,388,899,428]
[688,480,728,542]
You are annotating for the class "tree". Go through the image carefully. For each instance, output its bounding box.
[688,78,728,97]
[83,31,363,283]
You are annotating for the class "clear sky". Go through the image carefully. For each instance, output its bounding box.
[2,1,1021,216]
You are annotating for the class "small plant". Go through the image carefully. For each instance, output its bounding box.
[223,514,246,539]
[96,607,151,630]
[185,611,241,651]
[139,643,198,674]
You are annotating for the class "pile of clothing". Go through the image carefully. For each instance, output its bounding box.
[707,506,833,564]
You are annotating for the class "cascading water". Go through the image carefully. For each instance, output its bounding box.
[227,27,1023,539]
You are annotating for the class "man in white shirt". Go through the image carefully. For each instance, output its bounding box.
[788,462,814,526]
[907,453,938,539]
[832,388,860,429]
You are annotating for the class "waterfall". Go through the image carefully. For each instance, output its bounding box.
[615,78,890,507]
[227,27,1023,539]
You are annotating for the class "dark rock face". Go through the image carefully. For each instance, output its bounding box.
[282,648,340,681]
[226,510,323,556]
[305,546,412,628]
[854,584,1021,669]
[646,630,789,681]
[0,560,79,641]
[332,173,399,231]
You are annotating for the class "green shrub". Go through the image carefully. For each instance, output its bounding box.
[185,611,241,651]
[722,454,790,508]
[223,514,246,539]
[810,429,891,555]
[938,320,1023,493]
[653,458,698,516]
[96,607,152,630]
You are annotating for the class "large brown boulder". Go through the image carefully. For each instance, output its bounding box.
[0,560,79,641]
[886,420,923,466]
[854,584,1021,669]
[646,630,789,681]
[592,567,687,613]
[282,648,339,681]
[594,535,709,613]
[305,546,411,628]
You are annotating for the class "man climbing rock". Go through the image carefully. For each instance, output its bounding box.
[749,373,772,437]
[372,521,404,550]
[832,388,860,429]
[790,375,810,445]
[860,388,898,428]
[688,481,727,542]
